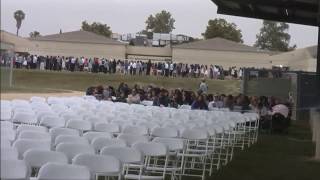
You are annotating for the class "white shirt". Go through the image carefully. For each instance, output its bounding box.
[165,63,169,69]
[170,64,174,70]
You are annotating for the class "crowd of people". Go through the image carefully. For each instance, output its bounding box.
[1,54,243,79]
[86,80,292,132]
[86,80,291,114]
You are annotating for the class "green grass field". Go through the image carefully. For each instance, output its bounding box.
[211,122,320,180]
[1,69,241,94]
[1,69,319,180]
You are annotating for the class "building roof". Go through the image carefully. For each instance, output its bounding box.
[30,30,124,45]
[211,0,319,27]
[173,37,267,53]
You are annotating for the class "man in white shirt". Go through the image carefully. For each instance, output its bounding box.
[164,62,169,77]
[132,61,137,75]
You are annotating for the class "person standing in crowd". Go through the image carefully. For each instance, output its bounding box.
[132,61,137,75]
[199,78,208,94]
[112,59,117,73]
[146,60,151,75]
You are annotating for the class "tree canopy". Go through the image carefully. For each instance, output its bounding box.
[145,10,175,33]
[81,21,112,38]
[254,20,296,52]
[14,10,25,36]
[29,31,40,38]
[202,18,243,43]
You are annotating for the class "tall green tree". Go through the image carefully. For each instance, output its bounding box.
[202,18,243,43]
[29,31,40,38]
[81,21,112,38]
[14,10,26,36]
[145,10,175,33]
[254,20,296,52]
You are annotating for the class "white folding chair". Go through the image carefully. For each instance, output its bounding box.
[39,115,65,128]
[1,138,12,147]
[37,162,90,180]
[17,131,51,142]
[1,129,16,141]
[117,134,149,147]
[91,137,127,153]
[24,149,68,176]
[83,132,113,143]
[0,159,30,180]
[73,154,122,180]
[151,127,179,138]
[1,147,19,160]
[122,125,149,135]
[55,135,89,146]
[178,129,209,180]
[30,96,46,103]
[56,143,95,163]
[100,146,143,176]
[126,142,168,180]
[49,127,80,141]
[1,121,14,129]
[12,112,37,124]
[13,139,51,159]
[66,119,92,132]
[94,123,120,133]
[16,125,48,134]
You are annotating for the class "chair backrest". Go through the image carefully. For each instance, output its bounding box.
[152,137,184,151]
[100,146,142,164]
[13,139,51,159]
[181,129,208,140]
[0,159,30,180]
[17,131,51,142]
[117,134,149,147]
[133,142,167,156]
[16,125,48,134]
[55,135,89,146]
[91,137,127,152]
[37,162,90,180]
[12,112,37,124]
[66,120,92,131]
[56,143,95,163]
[94,123,120,133]
[1,129,16,141]
[72,154,121,178]
[49,127,80,141]
[30,96,46,103]
[83,132,112,143]
[151,127,179,138]
[122,125,149,135]
[1,147,18,160]
[1,138,12,147]
[1,121,14,129]
[23,149,68,169]
[40,116,65,128]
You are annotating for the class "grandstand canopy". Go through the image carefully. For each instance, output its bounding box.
[211,0,320,73]
[211,0,319,27]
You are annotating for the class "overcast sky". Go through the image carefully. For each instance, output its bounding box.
[1,0,318,48]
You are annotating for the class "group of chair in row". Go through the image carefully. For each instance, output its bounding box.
[1,96,260,180]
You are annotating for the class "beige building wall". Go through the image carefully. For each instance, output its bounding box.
[29,40,126,59]
[268,48,316,72]
[126,46,171,57]
[172,48,272,68]
[1,31,33,52]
